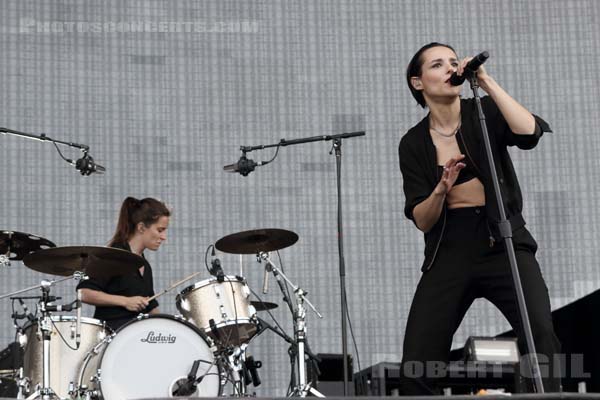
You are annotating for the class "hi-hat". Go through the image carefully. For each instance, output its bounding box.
[0,230,56,261]
[215,228,298,254]
[23,246,144,279]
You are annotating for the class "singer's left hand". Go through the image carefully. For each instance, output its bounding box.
[457,57,493,91]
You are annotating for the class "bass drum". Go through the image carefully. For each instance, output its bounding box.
[82,314,221,399]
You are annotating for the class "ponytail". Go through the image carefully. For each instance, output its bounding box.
[109,197,170,246]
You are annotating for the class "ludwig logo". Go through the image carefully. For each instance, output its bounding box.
[141,331,176,344]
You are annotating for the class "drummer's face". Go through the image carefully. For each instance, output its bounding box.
[140,216,169,251]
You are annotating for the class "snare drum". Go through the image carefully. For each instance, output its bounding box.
[22,316,110,399]
[80,314,221,399]
[176,276,257,345]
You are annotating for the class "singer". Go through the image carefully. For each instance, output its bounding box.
[398,43,560,393]
[76,197,170,330]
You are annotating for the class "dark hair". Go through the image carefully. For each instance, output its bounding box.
[109,197,171,246]
[406,42,456,108]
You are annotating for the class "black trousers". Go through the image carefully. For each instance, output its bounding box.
[400,207,561,394]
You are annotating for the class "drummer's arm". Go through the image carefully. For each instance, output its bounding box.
[149,307,160,314]
[79,288,149,312]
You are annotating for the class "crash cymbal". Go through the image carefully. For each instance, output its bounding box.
[251,301,278,312]
[0,231,56,261]
[215,228,299,254]
[23,246,144,279]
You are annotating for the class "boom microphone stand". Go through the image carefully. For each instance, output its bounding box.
[225,131,365,395]
[467,73,544,393]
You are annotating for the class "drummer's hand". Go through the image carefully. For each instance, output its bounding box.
[123,296,149,312]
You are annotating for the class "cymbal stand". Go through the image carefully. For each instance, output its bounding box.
[3,273,86,400]
[226,344,248,396]
[258,252,324,398]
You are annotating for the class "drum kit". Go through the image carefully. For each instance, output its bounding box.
[0,228,324,399]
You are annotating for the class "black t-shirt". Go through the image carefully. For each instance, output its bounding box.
[76,242,159,329]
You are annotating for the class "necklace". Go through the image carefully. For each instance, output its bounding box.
[430,119,461,137]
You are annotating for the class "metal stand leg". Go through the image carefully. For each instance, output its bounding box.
[258,253,325,397]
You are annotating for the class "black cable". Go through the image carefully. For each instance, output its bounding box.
[204,244,213,274]
[260,144,281,166]
[247,286,290,342]
[343,284,361,374]
[247,285,299,396]
[276,250,294,309]
[52,141,74,164]
[226,279,241,347]
[50,318,79,351]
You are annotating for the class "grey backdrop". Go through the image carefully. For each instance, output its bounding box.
[1,0,599,396]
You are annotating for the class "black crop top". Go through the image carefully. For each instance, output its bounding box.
[437,160,478,186]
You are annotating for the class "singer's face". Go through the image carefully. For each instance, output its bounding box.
[138,216,169,251]
[414,46,462,105]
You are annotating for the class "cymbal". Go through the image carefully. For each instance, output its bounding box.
[23,246,144,279]
[0,231,56,261]
[215,229,298,254]
[251,301,278,312]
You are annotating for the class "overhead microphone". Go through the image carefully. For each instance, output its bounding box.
[75,152,106,175]
[449,51,490,86]
[223,154,262,176]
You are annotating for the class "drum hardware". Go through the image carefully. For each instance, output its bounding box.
[257,252,324,398]
[26,278,86,399]
[1,270,88,400]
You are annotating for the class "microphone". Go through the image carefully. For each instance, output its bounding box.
[223,154,261,176]
[210,258,225,283]
[172,359,201,396]
[245,356,262,387]
[76,289,82,348]
[449,51,490,86]
[75,152,105,175]
[19,299,36,322]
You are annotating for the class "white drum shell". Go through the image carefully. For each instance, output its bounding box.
[176,276,257,345]
[22,316,109,399]
[89,314,220,400]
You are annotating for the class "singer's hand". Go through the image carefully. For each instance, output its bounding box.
[123,296,149,312]
[457,57,492,91]
[433,155,466,196]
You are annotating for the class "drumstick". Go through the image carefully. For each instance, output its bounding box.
[148,270,204,302]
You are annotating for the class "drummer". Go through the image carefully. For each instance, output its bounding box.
[77,197,170,331]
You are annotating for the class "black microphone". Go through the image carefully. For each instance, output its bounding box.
[449,51,490,86]
[172,359,202,396]
[223,154,261,176]
[46,302,75,312]
[210,258,225,283]
[18,298,36,322]
[75,152,105,175]
[245,356,262,387]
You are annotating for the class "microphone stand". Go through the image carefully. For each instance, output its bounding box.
[0,127,97,174]
[468,74,544,393]
[0,127,89,151]
[237,131,365,396]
